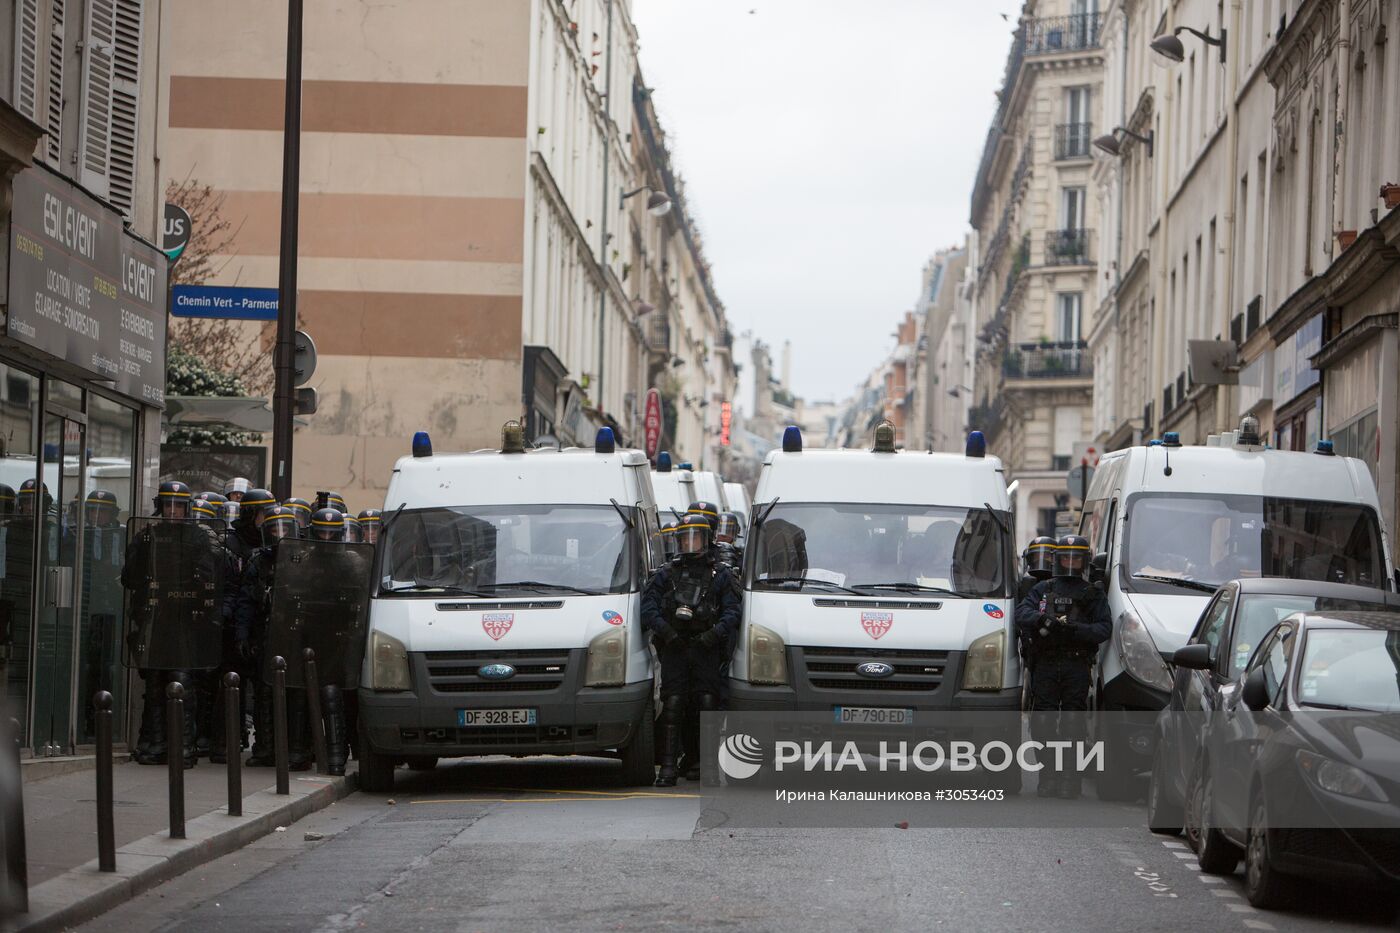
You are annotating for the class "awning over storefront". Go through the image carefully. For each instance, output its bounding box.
[163,396,307,433]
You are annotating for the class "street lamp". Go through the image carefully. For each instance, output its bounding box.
[1093,126,1155,158]
[621,186,673,217]
[634,299,656,316]
[1151,25,1227,64]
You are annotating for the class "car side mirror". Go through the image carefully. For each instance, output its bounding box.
[1171,643,1214,671]
[1241,667,1271,712]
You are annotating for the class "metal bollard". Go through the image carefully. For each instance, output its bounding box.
[166,681,186,839]
[223,672,242,816]
[303,648,327,775]
[273,657,289,795]
[94,691,115,872]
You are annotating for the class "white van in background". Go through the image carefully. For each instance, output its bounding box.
[358,425,661,790]
[723,482,752,533]
[687,467,729,512]
[1083,420,1394,799]
[729,426,1021,788]
[649,452,697,522]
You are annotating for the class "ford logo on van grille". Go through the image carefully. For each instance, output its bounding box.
[855,661,894,679]
[477,664,516,681]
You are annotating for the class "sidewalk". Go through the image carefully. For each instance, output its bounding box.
[5,757,356,932]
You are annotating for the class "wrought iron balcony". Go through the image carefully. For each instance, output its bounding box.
[1054,123,1093,160]
[1024,13,1103,54]
[1045,228,1093,266]
[1002,342,1091,379]
[642,309,670,354]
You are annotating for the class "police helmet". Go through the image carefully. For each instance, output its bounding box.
[715,511,741,544]
[17,479,47,515]
[344,516,363,543]
[240,489,278,526]
[1024,536,1057,579]
[316,491,348,513]
[675,519,711,559]
[85,489,121,526]
[199,491,229,507]
[155,481,193,519]
[261,506,299,545]
[283,497,313,531]
[660,521,680,560]
[1055,535,1092,579]
[0,483,15,516]
[357,509,382,544]
[191,498,220,522]
[223,477,252,502]
[310,507,346,542]
[685,501,720,534]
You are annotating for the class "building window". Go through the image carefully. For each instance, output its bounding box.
[1061,186,1086,231]
[1057,293,1083,343]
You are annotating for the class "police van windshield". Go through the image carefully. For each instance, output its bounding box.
[379,504,635,596]
[1124,494,1385,595]
[750,502,1009,598]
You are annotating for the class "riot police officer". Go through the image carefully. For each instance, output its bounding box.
[74,490,124,742]
[224,477,252,503]
[283,498,313,537]
[345,515,363,544]
[1018,536,1056,602]
[228,488,277,564]
[314,491,348,514]
[1014,535,1111,799]
[714,512,743,571]
[659,521,680,562]
[357,509,382,545]
[641,517,741,786]
[306,508,353,773]
[121,481,202,767]
[235,506,312,770]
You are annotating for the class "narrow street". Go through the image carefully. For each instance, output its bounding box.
[84,760,1398,933]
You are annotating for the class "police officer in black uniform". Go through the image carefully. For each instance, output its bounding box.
[714,511,744,572]
[1018,536,1056,603]
[357,509,382,545]
[1014,535,1111,798]
[308,508,353,774]
[235,506,312,770]
[641,516,741,786]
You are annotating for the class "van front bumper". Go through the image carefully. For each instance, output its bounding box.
[359,649,651,759]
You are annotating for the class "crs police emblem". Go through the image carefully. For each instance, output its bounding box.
[482,612,514,641]
[602,610,624,626]
[861,611,894,640]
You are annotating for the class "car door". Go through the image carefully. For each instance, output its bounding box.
[1173,585,1235,783]
[1214,623,1294,835]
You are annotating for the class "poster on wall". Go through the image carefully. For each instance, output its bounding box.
[159,445,267,496]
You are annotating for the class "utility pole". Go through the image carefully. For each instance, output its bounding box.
[271,0,304,500]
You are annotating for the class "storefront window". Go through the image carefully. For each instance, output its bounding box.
[77,394,137,744]
[0,364,41,743]
[46,378,83,411]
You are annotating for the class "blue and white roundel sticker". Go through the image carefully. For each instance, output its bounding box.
[602,610,624,626]
[982,603,1005,619]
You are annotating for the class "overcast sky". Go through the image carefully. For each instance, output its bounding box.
[630,0,1016,403]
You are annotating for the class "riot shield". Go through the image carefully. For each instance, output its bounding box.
[264,539,373,688]
[123,517,226,671]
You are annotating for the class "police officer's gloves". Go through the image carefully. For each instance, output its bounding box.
[695,627,722,650]
[652,624,680,647]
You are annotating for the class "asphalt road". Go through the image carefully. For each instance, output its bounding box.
[84,757,1399,933]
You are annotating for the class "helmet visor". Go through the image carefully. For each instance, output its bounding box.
[1026,544,1056,576]
[716,515,740,543]
[263,519,295,543]
[1056,544,1090,578]
[676,523,709,557]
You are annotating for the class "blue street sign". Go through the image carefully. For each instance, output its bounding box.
[171,285,280,320]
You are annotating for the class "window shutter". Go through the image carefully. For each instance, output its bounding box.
[12,0,41,121]
[107,0,143,217]
[43,0,65,164]
[76,0,116,199]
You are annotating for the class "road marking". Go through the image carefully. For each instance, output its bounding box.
[1171,851,1195,859]
[1161,840,1188,849]
[1197,875,1224,883]
[410,793,703,805]
[1242,921,1275,930]
[1210,889,1240,898]
[1179,862,1200,871]
[1227,903,1256,913]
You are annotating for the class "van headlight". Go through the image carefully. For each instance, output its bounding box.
[1115,612,1173,692]
[962,630,1005,691]
[585,627,627,687]
[370,630,411,692]
[747,622,788,685]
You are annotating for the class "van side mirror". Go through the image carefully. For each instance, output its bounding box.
[1171,643,1213,671]
[1241,667,1271,712]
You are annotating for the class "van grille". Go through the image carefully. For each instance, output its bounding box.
[799,646,949,693]
[420,649,570,695]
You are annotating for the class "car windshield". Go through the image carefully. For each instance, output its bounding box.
[750,502,1009,598]
[1124,494,1384,595]
[1230,595,1394,675]
[379,504,634,596]
[1297,629,1400,712]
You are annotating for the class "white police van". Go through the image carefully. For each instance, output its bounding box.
[1083,418,1394,799]
[729,425,1021,783]
[649,451,698,522]
[357,424,661,790]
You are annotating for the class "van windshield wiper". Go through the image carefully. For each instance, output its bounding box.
[384,583,488,596]
[849,582,972,598]
[475,581,604,596]
[1131,574,1219,594]
[755,576,861,595]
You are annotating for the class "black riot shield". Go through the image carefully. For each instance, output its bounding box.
[123,517,226,671]
[263,539,373,688]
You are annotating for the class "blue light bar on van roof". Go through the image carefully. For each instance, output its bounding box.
[657,451,672,472]
[782,426,803,453]
[678,462,694,470]
[1162,432,1182,448]
[1146,439,1164,447]
[412,431,433,458]
[966,431,985,459]
[595,427,615,454]
[1315,439,1336,456]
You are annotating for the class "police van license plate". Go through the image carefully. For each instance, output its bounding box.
[458,708,537,727]
[834,707,914,725]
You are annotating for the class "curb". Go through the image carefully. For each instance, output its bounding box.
[4,770,357,933]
